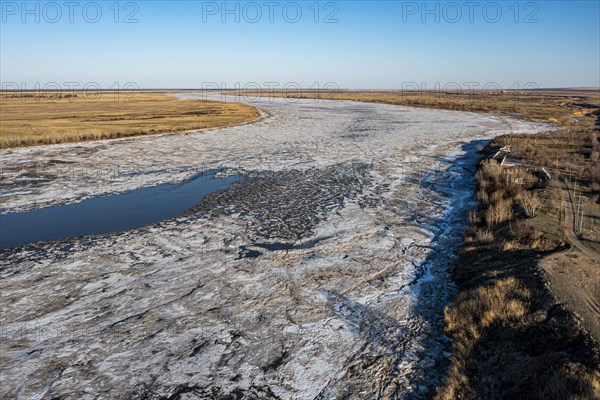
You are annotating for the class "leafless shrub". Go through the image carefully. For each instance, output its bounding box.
[487,198,514,226]
[510,220,536,243]
[502,169,535,195]
[475,228,495,244]
[477,188,490,205]
[490,190,505,204]
[476,170,490,190]
[591,131,600,147]
[520,191,542,218]
[481,159,503,182]
[468,210,481,225]
[550,189,564,216]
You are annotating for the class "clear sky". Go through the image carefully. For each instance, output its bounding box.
[1,1,599,89]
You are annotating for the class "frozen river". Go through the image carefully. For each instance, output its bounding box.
[0,96,548,399]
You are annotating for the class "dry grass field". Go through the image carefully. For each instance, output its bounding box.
[223,88,600,127]
[0,92,260,148]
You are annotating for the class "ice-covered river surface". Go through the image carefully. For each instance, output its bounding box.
[0,96,549,399]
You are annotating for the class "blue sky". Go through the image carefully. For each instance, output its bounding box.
[1,1,599,89]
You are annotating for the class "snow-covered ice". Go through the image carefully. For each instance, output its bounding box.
[0,96,550,399]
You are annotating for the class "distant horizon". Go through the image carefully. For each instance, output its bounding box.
[1,87,599,92]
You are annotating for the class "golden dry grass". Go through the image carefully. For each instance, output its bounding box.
[0,92,260,148]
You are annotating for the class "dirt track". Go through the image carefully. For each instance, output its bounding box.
[540,181,600,343]
[562,179,600,261]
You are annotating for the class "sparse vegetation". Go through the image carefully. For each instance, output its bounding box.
[474,228,494,244]
[486,197,514,226]
[510,220,542,245]
[438,275,600,400]
[519,191,542,218]
[437,126,600,399]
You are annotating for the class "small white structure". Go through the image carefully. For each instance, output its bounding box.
[500,156,523,167]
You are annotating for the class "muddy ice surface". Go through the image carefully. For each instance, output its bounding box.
[0,97,549,399]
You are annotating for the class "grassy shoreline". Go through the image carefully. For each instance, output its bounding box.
[0,92,260,149]
[436,127,600,399]
[215,88,600,127]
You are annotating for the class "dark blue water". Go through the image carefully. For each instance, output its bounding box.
[0,170,242,250]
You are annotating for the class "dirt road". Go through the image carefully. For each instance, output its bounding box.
[540,181,600,343]
[562,179,600,261]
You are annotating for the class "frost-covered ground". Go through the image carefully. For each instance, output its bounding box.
[0,96,549,399]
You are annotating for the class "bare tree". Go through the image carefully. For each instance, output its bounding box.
[487,198,514,226]
[520,191,541,218]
